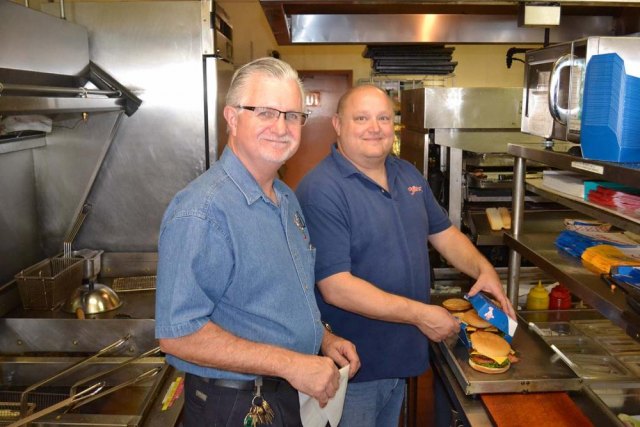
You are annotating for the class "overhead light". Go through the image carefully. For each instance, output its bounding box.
[518,3,561,27]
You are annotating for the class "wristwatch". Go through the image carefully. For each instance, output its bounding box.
[321,321,332,333]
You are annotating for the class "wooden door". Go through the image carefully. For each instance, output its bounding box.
[281,70,352,189]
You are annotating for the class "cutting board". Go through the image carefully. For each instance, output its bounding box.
[481,392,594,427]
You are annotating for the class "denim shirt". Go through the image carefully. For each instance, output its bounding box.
[155,147,322,380]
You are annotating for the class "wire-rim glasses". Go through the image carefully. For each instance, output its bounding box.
[237,106,309,126]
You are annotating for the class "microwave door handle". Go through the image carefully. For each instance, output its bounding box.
[548,53,574,126]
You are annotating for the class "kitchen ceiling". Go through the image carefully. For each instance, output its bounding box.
[259,1,640,45]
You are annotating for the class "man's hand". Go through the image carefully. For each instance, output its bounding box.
[414,304,460,342]
[284,354,341,408]
[467,270,517,319]
[320,330,361,379]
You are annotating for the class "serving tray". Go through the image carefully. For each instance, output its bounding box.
[439,318,583,395]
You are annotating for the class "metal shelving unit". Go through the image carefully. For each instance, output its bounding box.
[506,143,640,340]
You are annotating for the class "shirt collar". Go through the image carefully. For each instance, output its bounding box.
[220,146,287,205]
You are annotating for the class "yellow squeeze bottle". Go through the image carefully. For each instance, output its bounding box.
[526,281,549,310]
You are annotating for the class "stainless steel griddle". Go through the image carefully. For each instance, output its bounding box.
[439,317,584,395]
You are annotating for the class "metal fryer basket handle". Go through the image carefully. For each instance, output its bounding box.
[67,366,163,412]
[19,334,130,416]
[68,346,161,396]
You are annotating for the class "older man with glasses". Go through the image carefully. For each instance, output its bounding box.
[155,57,360,427]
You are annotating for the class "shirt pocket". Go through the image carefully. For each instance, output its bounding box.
[307,245,317,283]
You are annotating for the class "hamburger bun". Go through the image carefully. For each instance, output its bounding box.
[442,298,472,312]
[452,311,467,321]
[462,310,492,329]
[468,331,512,374]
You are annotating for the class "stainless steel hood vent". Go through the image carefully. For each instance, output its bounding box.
[0,1,141,124]
[259,1,639,45]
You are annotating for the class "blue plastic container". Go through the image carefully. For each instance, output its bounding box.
[581,53,640,163]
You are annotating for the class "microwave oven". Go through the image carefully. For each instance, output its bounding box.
[521,36,640,143]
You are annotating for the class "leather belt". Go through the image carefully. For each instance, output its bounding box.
[211,378,255,391]
[189,374,290,393]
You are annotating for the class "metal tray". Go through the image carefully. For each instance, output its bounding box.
[571,319,627,337]
[619,355,640,377]
[529,321,584,338]
[567,354,632,380]
[439,319,583,395]
[545,336,608,355]
[594,335,640,356]
[589,381,640,417]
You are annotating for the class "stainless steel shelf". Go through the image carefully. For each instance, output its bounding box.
[507,144,640,343]
[525,179,640,235]
[467,209,581,246]
[508,144,640,189]
[504,232,640,339]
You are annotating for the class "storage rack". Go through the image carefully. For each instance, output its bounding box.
[505,143,640,340]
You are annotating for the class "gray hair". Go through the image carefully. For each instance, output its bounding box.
[226,57,305,109]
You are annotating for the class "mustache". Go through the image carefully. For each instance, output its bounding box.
[259,136,295,144]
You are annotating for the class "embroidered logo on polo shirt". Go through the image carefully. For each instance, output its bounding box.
[407,185,423,196]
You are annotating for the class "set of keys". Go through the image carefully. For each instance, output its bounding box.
[243,378,275,426]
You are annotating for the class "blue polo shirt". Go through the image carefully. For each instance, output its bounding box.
[296,144,451,381]
[156,147,323,380]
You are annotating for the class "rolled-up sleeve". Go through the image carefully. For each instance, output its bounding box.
[155,212,233,339]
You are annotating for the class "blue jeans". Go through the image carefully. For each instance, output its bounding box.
[339,378,405,427]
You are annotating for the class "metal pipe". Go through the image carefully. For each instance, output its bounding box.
[59,0,66,19]
[507,155,526,307]
[24,0,29,7]
[0,82,120,97]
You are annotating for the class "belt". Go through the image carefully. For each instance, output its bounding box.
[188,374,291,393]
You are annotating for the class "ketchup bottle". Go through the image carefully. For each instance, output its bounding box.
[549,284,572,309]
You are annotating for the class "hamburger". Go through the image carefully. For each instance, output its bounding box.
[468,331,512,374]
[442,298,472,312]
[461,310,499,333]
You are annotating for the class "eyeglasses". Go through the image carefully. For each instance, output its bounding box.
[237,106,309,126]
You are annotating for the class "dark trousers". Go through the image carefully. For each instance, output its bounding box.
[183,373,303,427]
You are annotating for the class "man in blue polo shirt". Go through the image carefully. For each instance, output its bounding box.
[296,84,515,426]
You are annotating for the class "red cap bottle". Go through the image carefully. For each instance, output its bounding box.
[549,284,572,309]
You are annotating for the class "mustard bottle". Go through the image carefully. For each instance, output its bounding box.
[526,281,550,310]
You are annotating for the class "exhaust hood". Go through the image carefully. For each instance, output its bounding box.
[0,1,141,121]
[259,1,639,45]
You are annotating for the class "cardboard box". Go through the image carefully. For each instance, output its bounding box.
[457,293,518,347]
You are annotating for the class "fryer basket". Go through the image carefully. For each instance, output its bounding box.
[14,257,84,310]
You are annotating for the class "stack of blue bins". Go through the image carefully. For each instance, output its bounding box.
[581,53,640,163]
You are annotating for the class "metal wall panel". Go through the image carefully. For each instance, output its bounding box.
[33,112,123,255]
[49,1,211,252]
[0,0,89,76]
[403,87,525,130]
[0,148,42,284]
